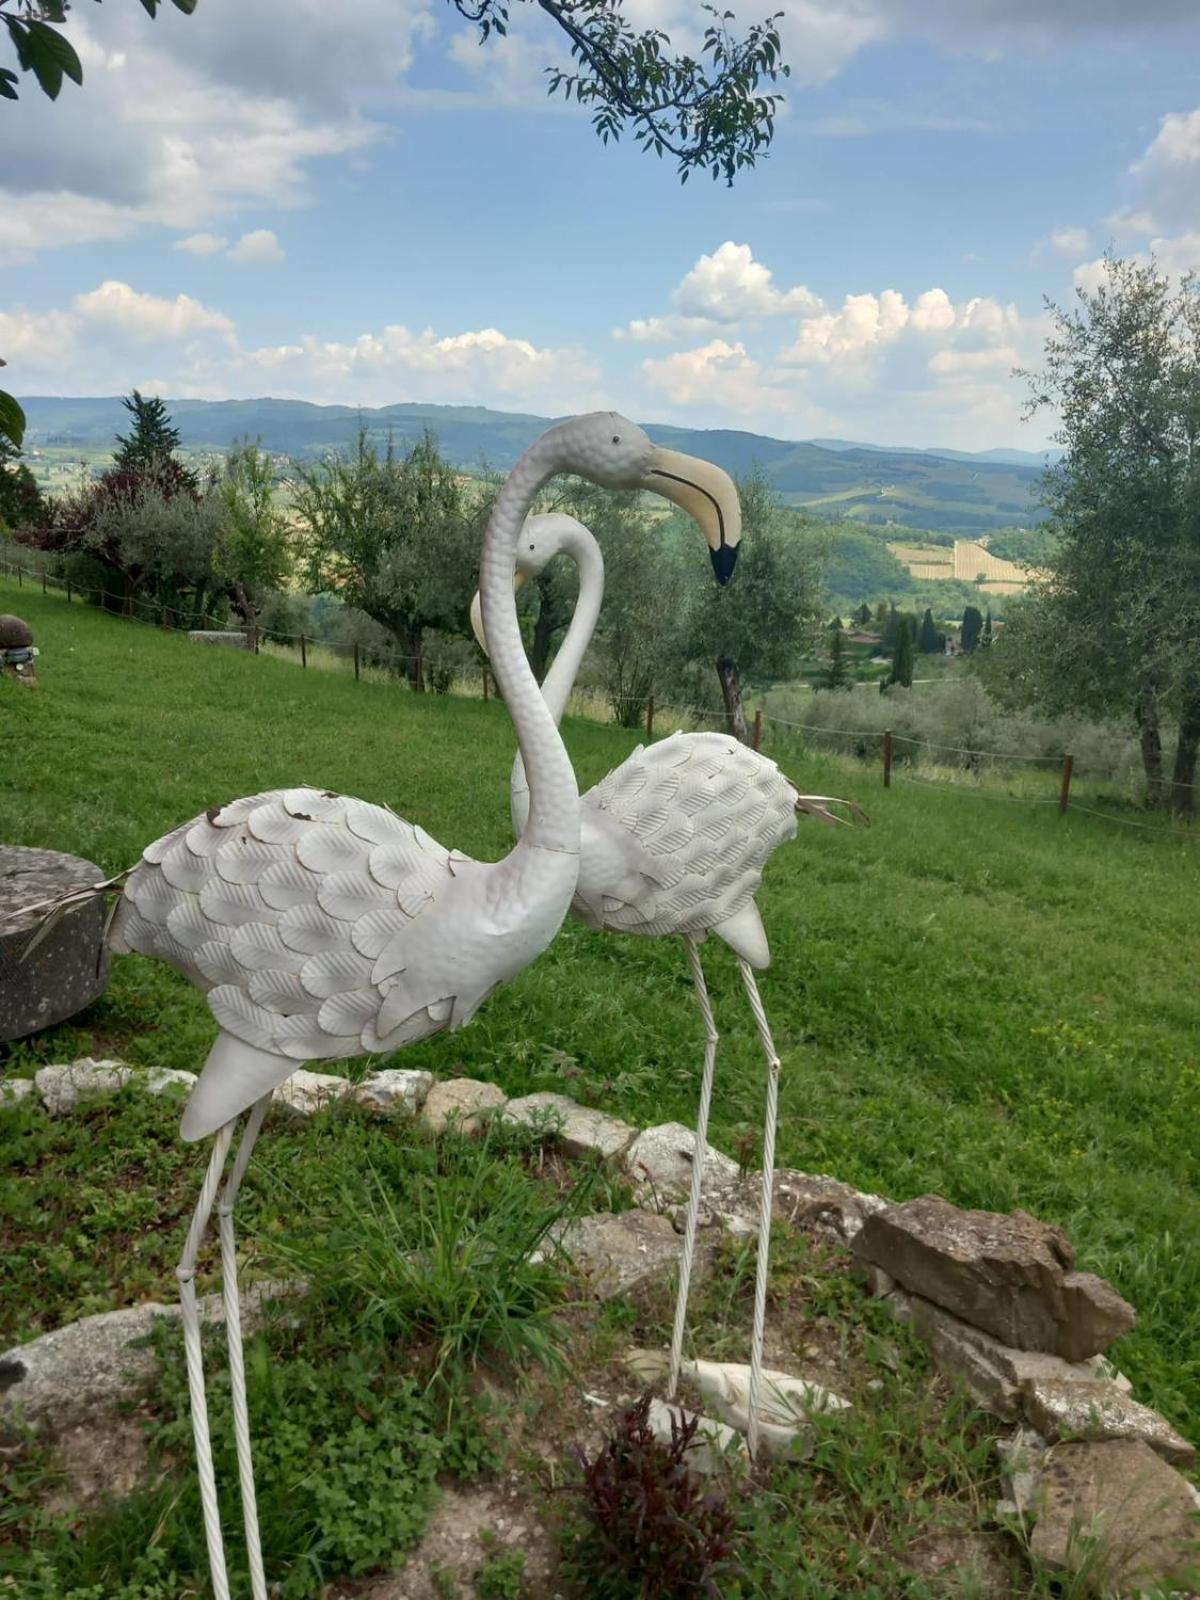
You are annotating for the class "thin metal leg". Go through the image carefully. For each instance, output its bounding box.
[738,957,781,1462]
[217,1095,270,1600]
[667,935,718,1401]
[177,1121,237,1600]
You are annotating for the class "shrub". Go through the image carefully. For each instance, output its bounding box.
[561,1392,737,1597]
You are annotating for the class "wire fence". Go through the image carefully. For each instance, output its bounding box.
[3,552,1198,844]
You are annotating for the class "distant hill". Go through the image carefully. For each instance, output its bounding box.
[17,396,1047,537]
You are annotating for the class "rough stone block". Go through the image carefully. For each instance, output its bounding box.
[421,1077,506,1135]
[272,1069,351,1117]
[36,1058,135,1115]
[1,846,110,1041]
[681,1168,888,1246]
[1030,1440,1200,1591]
[625,1122,739,1206]
[503,1092,637,1161]
[550,1211,712,1301]
[186,630,251,649]
[1021,1376,1195,1467]
[0,1077,34,1105]
[854,1195,1135,1360]
[144,1067,198,1098]
[354,1068,433,1115]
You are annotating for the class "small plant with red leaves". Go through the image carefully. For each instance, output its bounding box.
[561,1392,738,1597]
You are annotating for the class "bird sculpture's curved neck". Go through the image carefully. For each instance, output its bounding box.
[481,432,581,856]
[510,522,604,839]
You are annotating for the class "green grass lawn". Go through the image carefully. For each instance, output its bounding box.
[3,574,1199,1449]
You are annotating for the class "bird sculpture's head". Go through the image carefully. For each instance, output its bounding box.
[557,412,742,585]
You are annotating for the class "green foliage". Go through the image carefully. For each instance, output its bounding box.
[561,1392,737,1596]
[888,616,915,687]
[294,428,483,690]
[0,438,45,530]
[960,604,984,654]
[269,1122,582,1394]
[820,625,849,691]
[917,607,943,655]
[113,391,195,488]
[476,1541,528,1599]
[0,1,193,103]
[3,582,1200,1447]
[0,383,25,449]
[217,439,292,627]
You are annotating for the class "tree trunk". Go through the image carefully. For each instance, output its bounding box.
[401,623,424,692]
[1170,688,1200,819]
[1136,678,1165,809]
[232,581,257,644]
[531,594,558,684]
[716,656,748,743]
[122,573,135,618]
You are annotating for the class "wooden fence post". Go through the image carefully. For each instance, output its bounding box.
[66,578,72,603]
[646,694,655,742]
[16,564,21,588]
[1059,752,1074,814]
[253,627,260,655]
[752,708,762,751]
[299,634,307,669]
[883,728,894,788]
[354,641,360,682]
[482,667,489,702]
[42,571,47,595]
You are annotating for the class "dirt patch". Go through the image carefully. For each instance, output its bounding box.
[42,1415,153,1513]
[899,1527,1024,1597]
[335,1480,558,1599]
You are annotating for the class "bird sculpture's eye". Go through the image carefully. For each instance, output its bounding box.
[612,435,620,444]
[529,543,535,551]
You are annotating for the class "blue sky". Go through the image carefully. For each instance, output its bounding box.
[3,0,1200,450]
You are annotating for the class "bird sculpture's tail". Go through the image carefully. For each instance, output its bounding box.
[4,870,132,967]
[790,789,871,829]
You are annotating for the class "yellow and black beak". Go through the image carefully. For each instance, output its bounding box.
[642,447,741,585]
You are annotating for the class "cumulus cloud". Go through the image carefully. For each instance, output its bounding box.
[0,0,432,262]
[616,242,820,342]
[2,282,600,414]
[174,233,229,256]
[1126,106,1200,234]
[1049,227,1090,258]
[226,229,286,266]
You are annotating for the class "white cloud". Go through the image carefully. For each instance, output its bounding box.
[0,0,433,262]
[72,281,236,344]
[174,233,228,256]
[617,242,820,342]
[781,288,911,365]
[226,229,285,266]
[1,282,600,415]
[1049,227,1090,258]
[641,339,780,412]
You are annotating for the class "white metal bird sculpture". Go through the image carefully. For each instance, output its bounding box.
[472,510,864,1459]
[29,416,741,1600]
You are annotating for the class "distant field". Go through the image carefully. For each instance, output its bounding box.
[886,537,1036,597]
[3,576,1198,1439]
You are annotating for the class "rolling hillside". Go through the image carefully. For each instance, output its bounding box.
[17,395,1046,538]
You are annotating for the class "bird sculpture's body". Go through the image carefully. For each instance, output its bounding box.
[474,512,861,1457]
[48,417,740,1600]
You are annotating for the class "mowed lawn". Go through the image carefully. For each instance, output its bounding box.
[3,577,1198,1437]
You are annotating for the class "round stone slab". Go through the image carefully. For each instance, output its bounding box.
[0,846,111,1041]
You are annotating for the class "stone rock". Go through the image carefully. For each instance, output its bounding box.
[0,1282,301,1433]
[36,1057,135,1114]
[1029,1440,1200,1591]
[551,1211,711,1301]
[903,1293,1130,1421]
[681,1168,888,1245]
[995,1425,1048,1519]
[625,1123,739,1206]
[421,1077,506,1135]
[0,846,111,1042]
[144,1067,198,1098]
[646,1397,746,1474]
[854,1195,1135,1360]
[503,1092,637,1161]
[1022,1376,1195,1467]
[272,1069,351,1116]
[0,1077,33,1105]
[354,1067,433,1115]
[187,629,251,649]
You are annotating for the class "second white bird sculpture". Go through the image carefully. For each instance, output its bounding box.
[473,510,864,1459]
[42,416,740,1600]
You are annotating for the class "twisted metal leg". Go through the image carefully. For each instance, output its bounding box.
[667,935,718,1402]
[217,1095,270,1600]
[738,958,781,1462]
[177,1122,237,1600]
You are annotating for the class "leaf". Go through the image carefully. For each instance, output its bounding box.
[17,20,84,100]
[0,391,25,450]
[0,69,18,101]
[172,0,200,13]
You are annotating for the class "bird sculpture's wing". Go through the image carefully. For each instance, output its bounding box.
[109,787,474,1061]
[574,732,798,953]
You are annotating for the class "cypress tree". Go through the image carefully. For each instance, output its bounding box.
[824,626,849,690]
[890,617,915,687]
[918,607,943,654]
[961,604,984,653]
[983,608,994,646]
[113,390,195,487]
